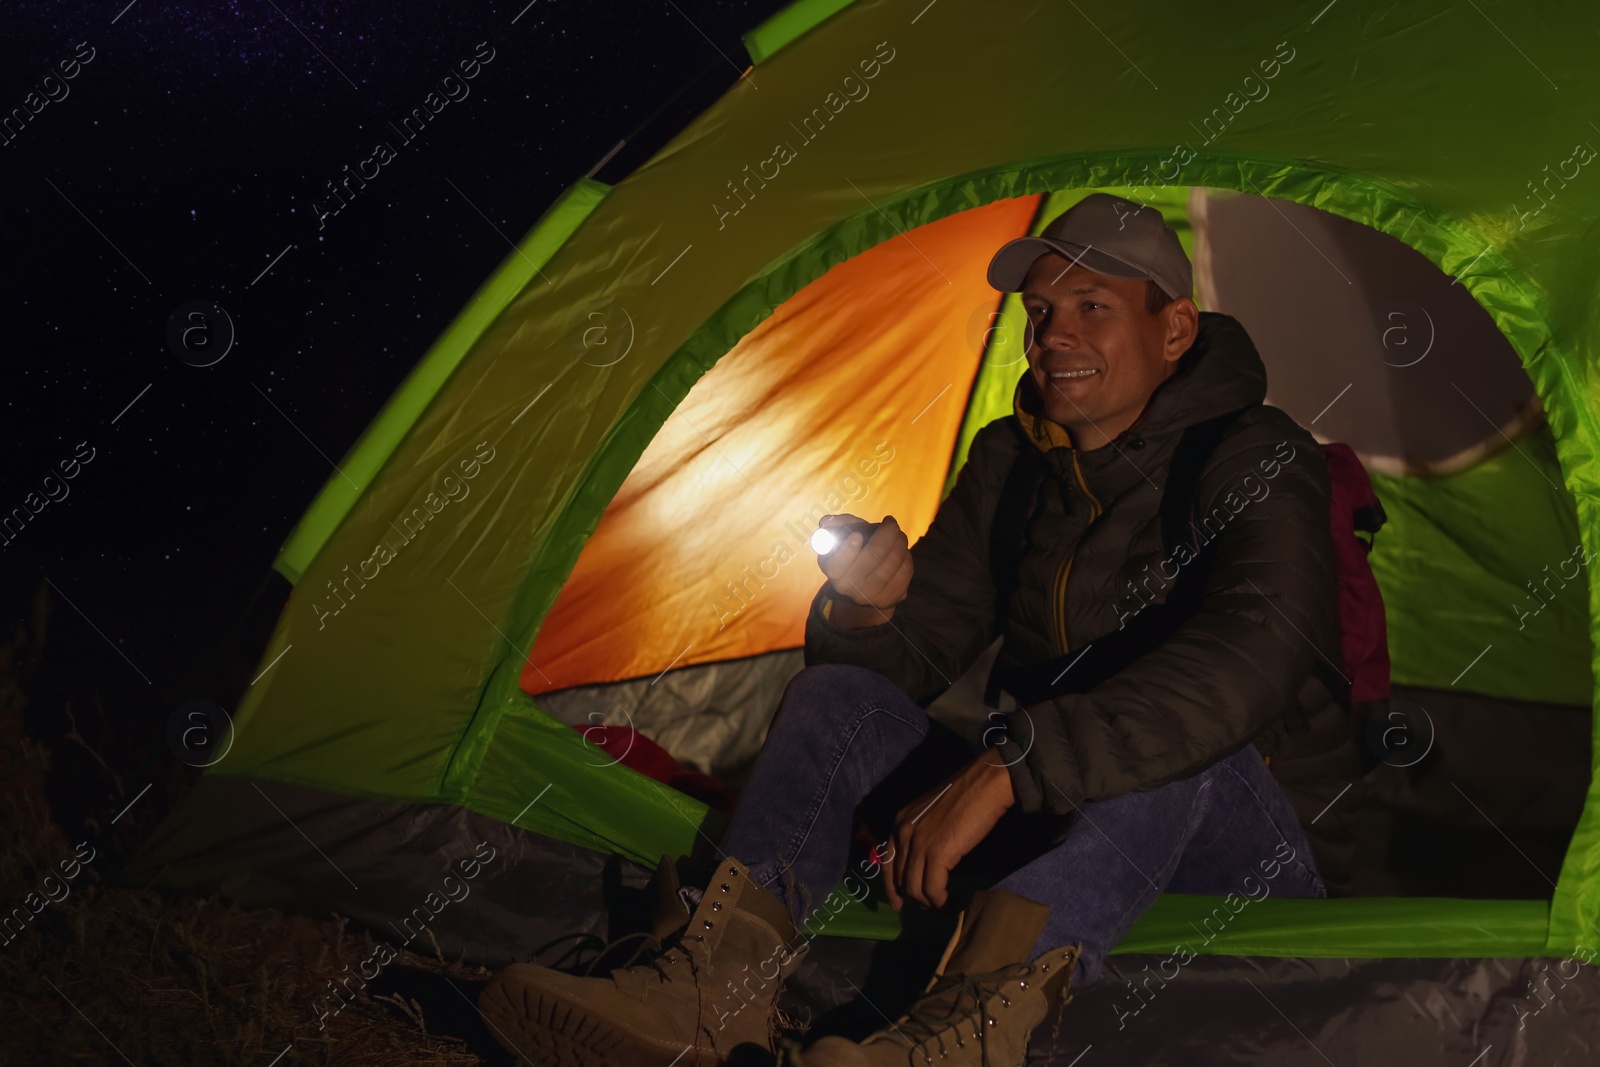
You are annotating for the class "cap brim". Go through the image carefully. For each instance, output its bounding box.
[986,237,1154,292]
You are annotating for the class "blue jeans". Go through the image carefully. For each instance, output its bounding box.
[720,664,1325,987]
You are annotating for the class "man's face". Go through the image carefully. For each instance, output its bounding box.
[1020,253,1196,450]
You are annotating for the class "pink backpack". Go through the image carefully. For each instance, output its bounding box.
[1159,413,1391,736]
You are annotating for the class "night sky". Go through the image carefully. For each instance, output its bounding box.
[0,0,787,814]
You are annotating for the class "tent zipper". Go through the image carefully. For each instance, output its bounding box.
[1052,449,1102,655]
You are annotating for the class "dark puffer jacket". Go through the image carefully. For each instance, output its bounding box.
[804,312,1362,893]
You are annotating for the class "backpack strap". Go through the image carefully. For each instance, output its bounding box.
[985,419,1049,706]
[1353,498,1388,554]
[1158,407,1251,557]
[1157,406,1326,734]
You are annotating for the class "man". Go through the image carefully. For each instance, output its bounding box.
[481,194,1359,1066]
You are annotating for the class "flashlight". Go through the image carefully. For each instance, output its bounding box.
[811,521,882,555]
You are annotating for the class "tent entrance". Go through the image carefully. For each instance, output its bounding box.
[520,187,1591,908]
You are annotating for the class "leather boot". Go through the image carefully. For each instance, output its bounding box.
[480,856,808,1066]
[790,890,1079,1067]
[644,852,693,941]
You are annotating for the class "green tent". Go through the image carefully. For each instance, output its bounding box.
[134,0,1600,1056]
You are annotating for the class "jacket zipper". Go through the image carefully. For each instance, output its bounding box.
[1052,450,1102,655]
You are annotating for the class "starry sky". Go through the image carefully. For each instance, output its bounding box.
[0,1,787,771]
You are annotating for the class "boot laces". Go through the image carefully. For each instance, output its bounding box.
[531,930,612,973]
[887,962,1033,1065]
[532,928,700,979]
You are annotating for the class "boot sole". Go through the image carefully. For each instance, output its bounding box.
[479,967,718,1067]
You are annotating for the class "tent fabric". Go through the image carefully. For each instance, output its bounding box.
[536,648,804,778]
[128,774,1557,961]
[1357,686,1590,900]
[1370,426,1593,706]
[211,0,1600,958]
[744,0,857,65]
[1196,190,1540,474]
[125,779,1600,1064]
[273,178,610,583]
[520,196,1033,695]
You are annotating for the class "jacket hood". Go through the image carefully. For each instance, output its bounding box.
[1012,311,1268,454]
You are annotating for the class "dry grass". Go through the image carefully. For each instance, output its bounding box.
[0,594,500,1066]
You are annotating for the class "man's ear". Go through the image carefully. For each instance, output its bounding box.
[1162,297,1200,362]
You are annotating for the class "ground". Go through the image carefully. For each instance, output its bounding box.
[0,600,508,1066]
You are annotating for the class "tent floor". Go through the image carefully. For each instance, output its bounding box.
[127,776,1599,1063]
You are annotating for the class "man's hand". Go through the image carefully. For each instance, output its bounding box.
[882,752,1016,911]
[817,514,911,628]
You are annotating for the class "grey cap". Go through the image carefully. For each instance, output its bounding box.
[987,193,1193,299]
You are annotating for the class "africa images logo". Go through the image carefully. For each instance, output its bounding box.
[311,442,496,629]
[711,41,896,230]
